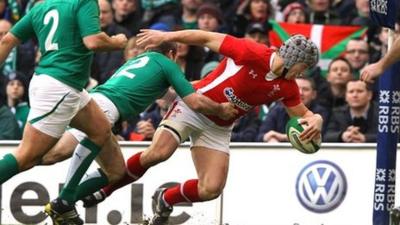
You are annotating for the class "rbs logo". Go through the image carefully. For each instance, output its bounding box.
[296,160,347,213]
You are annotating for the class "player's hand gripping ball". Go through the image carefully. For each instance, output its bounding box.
[285,117,321,154]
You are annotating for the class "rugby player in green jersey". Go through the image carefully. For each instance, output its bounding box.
[39,41,238,224]
[0,0,128,224]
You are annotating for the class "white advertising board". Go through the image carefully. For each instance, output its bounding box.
[0,142,220,225]
[0,142,395,225]
[223,144,376,225]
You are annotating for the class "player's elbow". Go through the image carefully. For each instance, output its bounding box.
[0,33,19,48]
[183,94,202,112]
[83,33,105,51]
[187,101,201,112]
[83,39,101,51]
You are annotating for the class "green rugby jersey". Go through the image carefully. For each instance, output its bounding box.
[10,0,101,90]
[93,52,195,120]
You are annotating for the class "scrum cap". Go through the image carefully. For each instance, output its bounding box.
[278,34,319,69]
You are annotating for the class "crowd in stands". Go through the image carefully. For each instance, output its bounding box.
[0,0,399,143]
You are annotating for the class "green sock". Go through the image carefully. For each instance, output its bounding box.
[0,153,19,184]
[60,138,101,204]
[76,168,109,201]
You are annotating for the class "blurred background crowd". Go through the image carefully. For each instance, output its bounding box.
[0,0,399,143]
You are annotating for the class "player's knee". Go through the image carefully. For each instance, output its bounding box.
[15,153,41,171]
[198,181,224,200]
[88,123,112,146]
[41,150,70,165]
[144,146,173,165]
[40,154,58,165]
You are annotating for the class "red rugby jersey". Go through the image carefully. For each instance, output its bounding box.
[194,35,301,126]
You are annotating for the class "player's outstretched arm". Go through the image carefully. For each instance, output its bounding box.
[286,103,323,142]
[83,32,127,52]
[182,93,238,120]
[137,29,226,53]
[0,33,19,66]
[361,36,400,83]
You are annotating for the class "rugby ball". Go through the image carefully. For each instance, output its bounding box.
[285,116,321,154]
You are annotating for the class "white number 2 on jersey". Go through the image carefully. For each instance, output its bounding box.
[43,9,59,51]
[114,56,150,79]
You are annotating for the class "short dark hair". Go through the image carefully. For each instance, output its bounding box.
[296,76,316,90]
[346,79,373,92]
[148,42,177,56]
[328,56,353,74]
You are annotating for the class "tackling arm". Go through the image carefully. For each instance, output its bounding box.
[137,29,226,53]
[83,32,127,52]
[182,93,238,120]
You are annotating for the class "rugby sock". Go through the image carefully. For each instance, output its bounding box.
[0,153,19,184]
[60,138,101,204]
[164,179,202,206]
[75,168,109,201]
[102,151,147,196]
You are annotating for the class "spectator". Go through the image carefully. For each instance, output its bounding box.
[244,22,270,46]
[231,109,260,142]
[282,2,307,24]
[6,0,40,23]
[315,57,353,110]
[200,60,219,78]
[324,80,378,143]
[0,19,14,77]
[231,0,273,37]
[6,72,29,132]
[129,99,169,141]
[257,77,328,142]
[0,74,20,140]
[141,0,179,29]
[0,0,9,21]
[179,0,202,29]
[175,42,205,80]
[92,0,131,84]
[0,19,35,79]
[197,3,223,63]
[331,0,358,20]
[349,0,370,26]
[197,2,223,32]
[306,0,342,25]
[210,0,240,32]
[112,0,142,35]
[344,38,369,78]
[0,101,20,140]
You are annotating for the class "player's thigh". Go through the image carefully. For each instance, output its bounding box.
[27,74,83,139]
[69,93,120,142]
[140,100,197,166]
[17,74,85,170]
[70,96,111,143]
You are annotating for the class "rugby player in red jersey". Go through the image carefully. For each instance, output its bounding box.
[84,29,324,225]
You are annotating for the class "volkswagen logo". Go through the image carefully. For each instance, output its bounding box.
[296,160,347,213]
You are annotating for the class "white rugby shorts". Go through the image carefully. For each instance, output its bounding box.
[27,75,91,138]
[160,100,233,154]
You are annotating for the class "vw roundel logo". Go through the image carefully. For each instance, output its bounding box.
[296,160,347,213]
